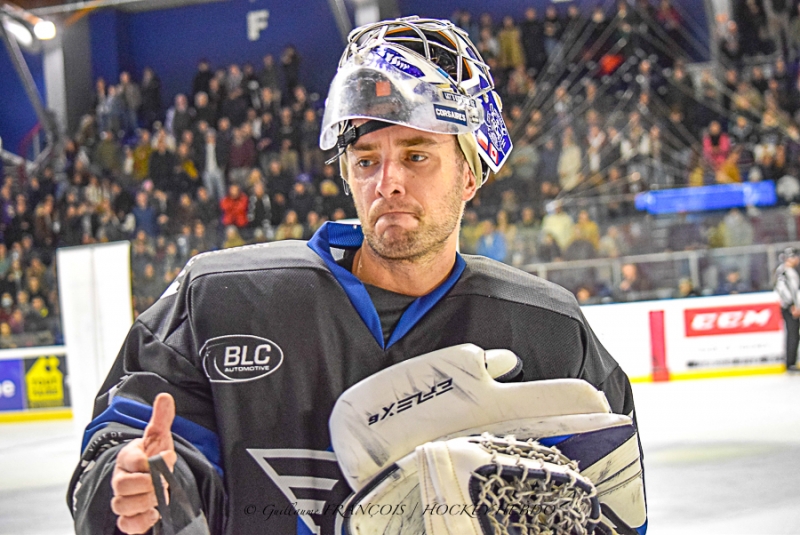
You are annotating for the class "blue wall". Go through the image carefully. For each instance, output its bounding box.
[1,0,710,160]
[0,45,46,162]
[83,0,710,110]
[88,0,345,105]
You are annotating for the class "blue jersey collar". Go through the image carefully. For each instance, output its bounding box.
[308,221,465,350]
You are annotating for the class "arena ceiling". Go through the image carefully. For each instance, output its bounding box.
[13,0,228,15]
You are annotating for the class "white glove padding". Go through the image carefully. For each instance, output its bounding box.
[416,435,601,535]
[329,344,646,534]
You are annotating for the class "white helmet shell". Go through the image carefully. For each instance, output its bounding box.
[319,16,513,181]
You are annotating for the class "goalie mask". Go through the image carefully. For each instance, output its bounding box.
[319,16,513,184]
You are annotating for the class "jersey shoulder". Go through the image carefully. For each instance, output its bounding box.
[186,240,324,276]
[457,254,582,321]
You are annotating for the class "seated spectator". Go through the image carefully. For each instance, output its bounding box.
[303,211,323,241]
[572,210,600,250]
[716,269,751,295]
[703,121,731,170]
[511,206,539,266]
[719,207,754,247]
[616,263,651,299]
[289,180,317,222]
[191,221,212,255]
[476,220,508,262]
[460,210,482,255]
[275,210,304,241]
[675,278,701,298]
[495,210,517,254]
[598,226,629,258]
[575,286,595,305]
[541,202,574,251]
[134,263,163,313]
[25,296,51,333]
[0,321,16,349]
[220,184,249,229]
[8,308,24,334]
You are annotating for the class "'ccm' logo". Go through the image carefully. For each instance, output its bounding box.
[202,335,284,382]
[684,303,782,337]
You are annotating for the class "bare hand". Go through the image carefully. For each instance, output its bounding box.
[111,393,177,534]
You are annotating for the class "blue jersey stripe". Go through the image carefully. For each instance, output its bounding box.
[82,396,223,476]
[308,222,465,350]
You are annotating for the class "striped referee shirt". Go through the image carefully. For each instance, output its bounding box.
[775,263,800,308]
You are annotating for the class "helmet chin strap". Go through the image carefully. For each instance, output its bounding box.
[325,120,394,166]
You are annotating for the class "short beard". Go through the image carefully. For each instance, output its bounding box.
[360,167,466,263]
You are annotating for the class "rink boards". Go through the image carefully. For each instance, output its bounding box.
[582,292,787,382]
[0,290,788,423]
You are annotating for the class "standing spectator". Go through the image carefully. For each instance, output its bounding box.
[194,186,219,224]
[539,137,560,185]
[265,159,294,199]
[132,191,160,238]
[132,130,153,182]
[775,247,800,371]
[703,121,731,170]
[119,71,142,134]
[175,143,201,195]
[258,54,280,94]
[511,206,539,265]
[148,139,177,192]
[140,67,162,129]
[521,7,545,73]
[319,178,350,219]
[288,180,316,222]
[193,92,216,128]
[276,107,300,154]
[165,94,192,140]
[572,210,600,250]
[498,16,525,71]
[248,181,273,238]
[220,184,249,229]
[93,130,122,176]
[220,87,249,127]
[227,127,257,187]
[281,45,301,95]
[558,128,582,191]
[6,195,33,248]
[199,130,227,201]
[459,209,482,254]
[299,108,322,173]
[192,60,213,99]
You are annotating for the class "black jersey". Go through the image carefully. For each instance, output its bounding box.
[68,222,643,535]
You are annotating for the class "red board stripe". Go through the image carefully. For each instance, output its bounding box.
[649,310,670,382]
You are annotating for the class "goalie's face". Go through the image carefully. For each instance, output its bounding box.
[345,122,477,262]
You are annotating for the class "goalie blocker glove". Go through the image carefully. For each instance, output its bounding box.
[328,344,647,534]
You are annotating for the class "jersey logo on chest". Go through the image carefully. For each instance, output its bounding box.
[202,335,284,382]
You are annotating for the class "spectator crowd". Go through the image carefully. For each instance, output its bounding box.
[7,0,800,333]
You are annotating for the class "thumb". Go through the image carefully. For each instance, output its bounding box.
[142,393,176,465]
